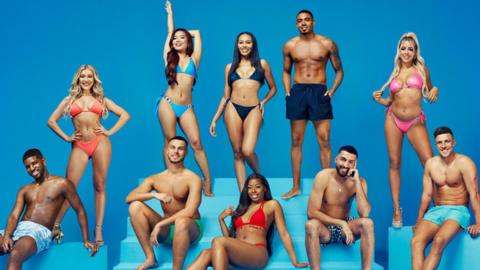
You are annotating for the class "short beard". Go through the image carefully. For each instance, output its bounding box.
[335,165,348,178]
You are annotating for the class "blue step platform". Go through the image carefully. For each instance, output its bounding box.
[0,242,107,269]
[389,226,480,270]
[114,178,384,269]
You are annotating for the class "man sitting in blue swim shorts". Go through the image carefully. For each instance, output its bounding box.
[0,148,97,269]
[411,127,480,270]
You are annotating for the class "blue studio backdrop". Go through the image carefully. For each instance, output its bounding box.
[1,0,479,269]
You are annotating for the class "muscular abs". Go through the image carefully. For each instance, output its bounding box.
[290,39,330,84]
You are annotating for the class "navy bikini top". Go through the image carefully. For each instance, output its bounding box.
[228,68,264,86]
[177,57,197,79]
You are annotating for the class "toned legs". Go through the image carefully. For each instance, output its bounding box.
[224,103,262,190]
[210,237,268,270]
[282,120,307,199]
[186,249,212,270]
[6,236,37,270]
[411,220,460,270]
[128,201,165,270]
[171,217,201,270]
[179,109,213,196]
[384,114,404,222]
[313,119,332,169]
[349,218,375,270]
[91,136,112,243]
[54,146,89,228]
[305,219,332,270]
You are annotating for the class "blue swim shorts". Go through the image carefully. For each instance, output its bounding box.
[423,205,471,229]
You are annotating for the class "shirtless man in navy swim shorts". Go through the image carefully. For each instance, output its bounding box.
[282,9,344,199]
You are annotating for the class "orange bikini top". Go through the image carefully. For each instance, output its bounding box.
[234,201,267,230]
[69,99,104,117]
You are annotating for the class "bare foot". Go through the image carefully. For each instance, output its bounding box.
[136,259,159,270]
[203,179,214,197]
[281,188,301,199]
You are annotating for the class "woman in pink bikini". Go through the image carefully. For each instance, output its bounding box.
[48,64,130,245]
[186,174,308,269]
[373,32,438,228]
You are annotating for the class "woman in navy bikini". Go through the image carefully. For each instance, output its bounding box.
[48,64,130,245]
[156,0,213,196]
[372,32,439,227]
[210,32,276,191]
[187,174,308,269]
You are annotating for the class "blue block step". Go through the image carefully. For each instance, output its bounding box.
[0,242,108,270]
[389,226,480,270]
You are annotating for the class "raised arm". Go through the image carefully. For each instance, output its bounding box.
[282,41,293,96]
[423,65,438,102]
[218,207,235,237]
[189,30,202,66]
[2,187,26,252]
[415,160,434,226]
[353,174,371,218]
[98,97,130,136]
[64,180,98,256]
[461,156,480,236]
[325,41,344,97]
[209,64,232,137]
[47,98,79,142]
[272,200,308,268]
[163,0,175,66]
[259,59,277,110]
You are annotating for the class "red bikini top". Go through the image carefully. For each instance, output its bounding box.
[234,201,267,230]
[69,99,104,117]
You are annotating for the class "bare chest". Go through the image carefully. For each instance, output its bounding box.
[291,41,329,63]
[431,166,464,187]
[25,183,63,206]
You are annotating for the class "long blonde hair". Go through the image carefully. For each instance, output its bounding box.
[380,32,429,97]
[63,64,108,118]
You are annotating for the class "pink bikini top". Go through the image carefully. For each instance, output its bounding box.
[389,72,423,94]
[69,99,104,117]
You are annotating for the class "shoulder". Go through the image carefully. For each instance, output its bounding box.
[183,169,202,183]
[425,156,439,169]
[314,169,333,182]
[260,59,269,68]
[456,154,476,170]
[265,199,282,210]
[284,38,298,50]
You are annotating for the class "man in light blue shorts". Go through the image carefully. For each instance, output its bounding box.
[411,127,480,270]
[0,149,98,269]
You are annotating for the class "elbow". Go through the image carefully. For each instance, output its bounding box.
[124,112,131,122]
[47,119,56,129]
[307,209,315,219]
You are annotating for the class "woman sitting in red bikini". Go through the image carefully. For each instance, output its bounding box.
[186,173,308,269]
[47,64,130,245]
[372,32,438,228]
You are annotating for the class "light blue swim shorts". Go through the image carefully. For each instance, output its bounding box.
[423,205,471,229]
[0,221,53,253]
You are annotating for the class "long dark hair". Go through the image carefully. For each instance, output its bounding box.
[229,173,274,256]
[165,28,194,86]
[228,32,264,87]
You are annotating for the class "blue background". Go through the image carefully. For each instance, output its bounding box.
[1,0,479,268]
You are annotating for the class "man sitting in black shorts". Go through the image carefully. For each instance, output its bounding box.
[305,146,374,270]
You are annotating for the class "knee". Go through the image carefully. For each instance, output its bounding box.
[190,139,203,151]
[410,235,426,249]
[233,148,244,160]
[93,176,106,193]
[128,201,145,216]
[174,217,192,233]
[211,237,226,249]
[8,249,23,264]
[305,220,320,236]
[388,158,401,170]
[359,218,374,232]
[431,235,446,251]
[318,134,330,148]
[242,148,254,159]
[291,136,303,148]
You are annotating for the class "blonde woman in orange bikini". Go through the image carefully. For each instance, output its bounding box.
[48,64,130,245]
[373,32,438,228]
